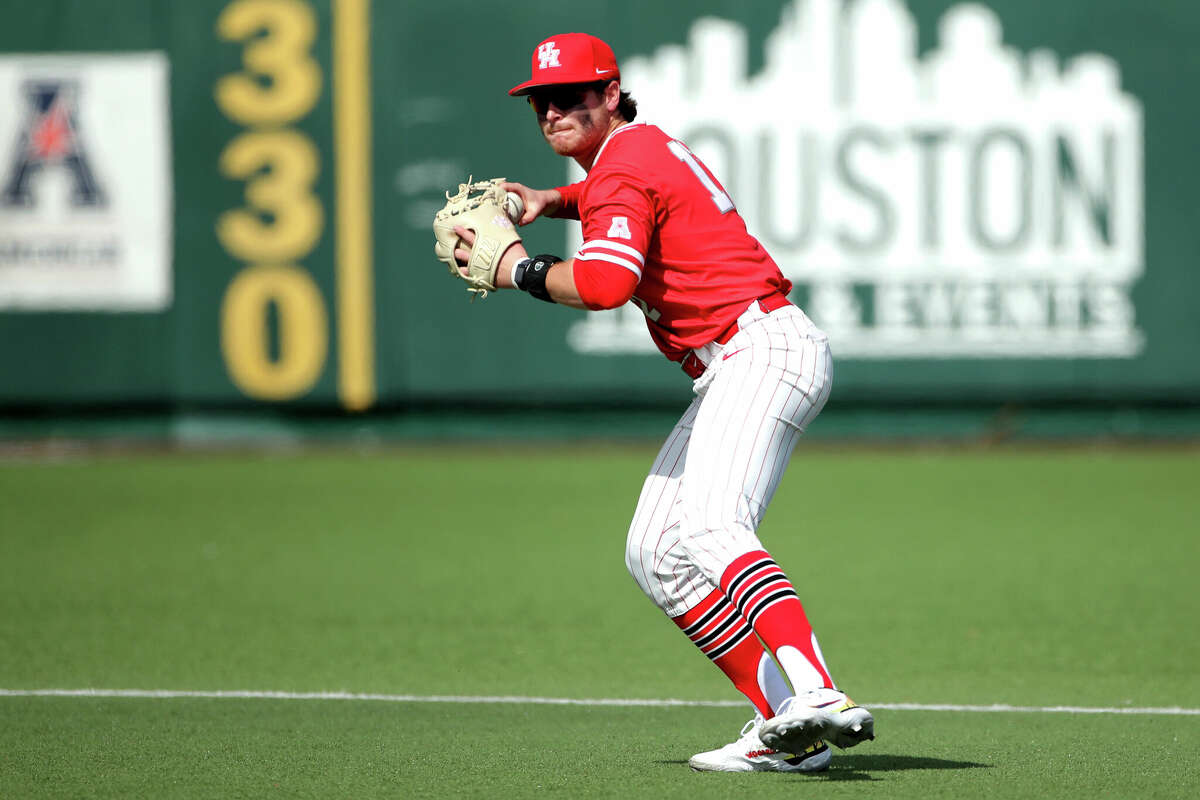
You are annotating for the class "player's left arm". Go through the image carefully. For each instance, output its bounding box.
[532,256,639,310]
[453,171,647,307]
[450,229,634,309]
[451,167,649,307]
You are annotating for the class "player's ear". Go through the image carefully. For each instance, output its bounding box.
[605,80,621,112]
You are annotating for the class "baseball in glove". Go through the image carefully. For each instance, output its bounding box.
[432,177,524,300]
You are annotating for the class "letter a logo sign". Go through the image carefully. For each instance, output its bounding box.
[607,216,632,239]
[538,41,561,70]
[1,80,106,208]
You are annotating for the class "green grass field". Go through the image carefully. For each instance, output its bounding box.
[2,445,1198,798]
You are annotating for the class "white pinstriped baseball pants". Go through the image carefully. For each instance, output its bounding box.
[625,302,833,617]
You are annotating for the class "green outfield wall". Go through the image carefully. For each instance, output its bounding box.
[1,0,1198,417]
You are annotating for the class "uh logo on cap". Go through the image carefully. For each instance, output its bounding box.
[537,41,561,70]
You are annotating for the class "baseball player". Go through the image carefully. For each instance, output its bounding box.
[441,33,875,772]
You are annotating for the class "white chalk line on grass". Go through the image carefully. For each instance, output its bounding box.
[1,689,1197,716]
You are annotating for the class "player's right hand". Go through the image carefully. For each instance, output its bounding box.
[500,181,561,225]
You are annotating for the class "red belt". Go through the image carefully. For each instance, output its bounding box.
[680,293,792,379]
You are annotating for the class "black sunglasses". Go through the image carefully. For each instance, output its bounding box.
[527,81,610,115]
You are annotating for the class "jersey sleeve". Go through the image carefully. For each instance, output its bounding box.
[572,257,639,310]
[550,181,584,220]
[574,166,654,285]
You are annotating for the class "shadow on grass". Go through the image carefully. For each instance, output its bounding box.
[818,754,992,781]
[659,754,991,781]
[836,754,990,771]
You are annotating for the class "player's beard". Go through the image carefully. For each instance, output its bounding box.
[544,113,595,158]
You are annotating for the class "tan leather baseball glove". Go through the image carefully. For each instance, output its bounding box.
[432,177,523,300]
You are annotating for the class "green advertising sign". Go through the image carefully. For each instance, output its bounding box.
[1,0,1197,409]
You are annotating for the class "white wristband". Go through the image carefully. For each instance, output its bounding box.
[511,257,532,289]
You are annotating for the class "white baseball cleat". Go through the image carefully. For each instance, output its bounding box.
[759,688,875,754]
[688,714,832,773]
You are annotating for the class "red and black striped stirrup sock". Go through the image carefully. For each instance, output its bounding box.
[672,588,774,718]
[719,550,834,689]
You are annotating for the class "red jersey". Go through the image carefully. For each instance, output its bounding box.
[558,122,791,361]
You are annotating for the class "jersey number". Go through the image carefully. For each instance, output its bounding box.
[668,140,735,214]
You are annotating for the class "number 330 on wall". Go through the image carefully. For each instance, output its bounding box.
[213,0,375,410]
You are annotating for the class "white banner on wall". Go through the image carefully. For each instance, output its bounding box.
[0,52,172,311]
[566,0,1144,359]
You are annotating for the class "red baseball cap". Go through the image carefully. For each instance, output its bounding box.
[508,33,620,96]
